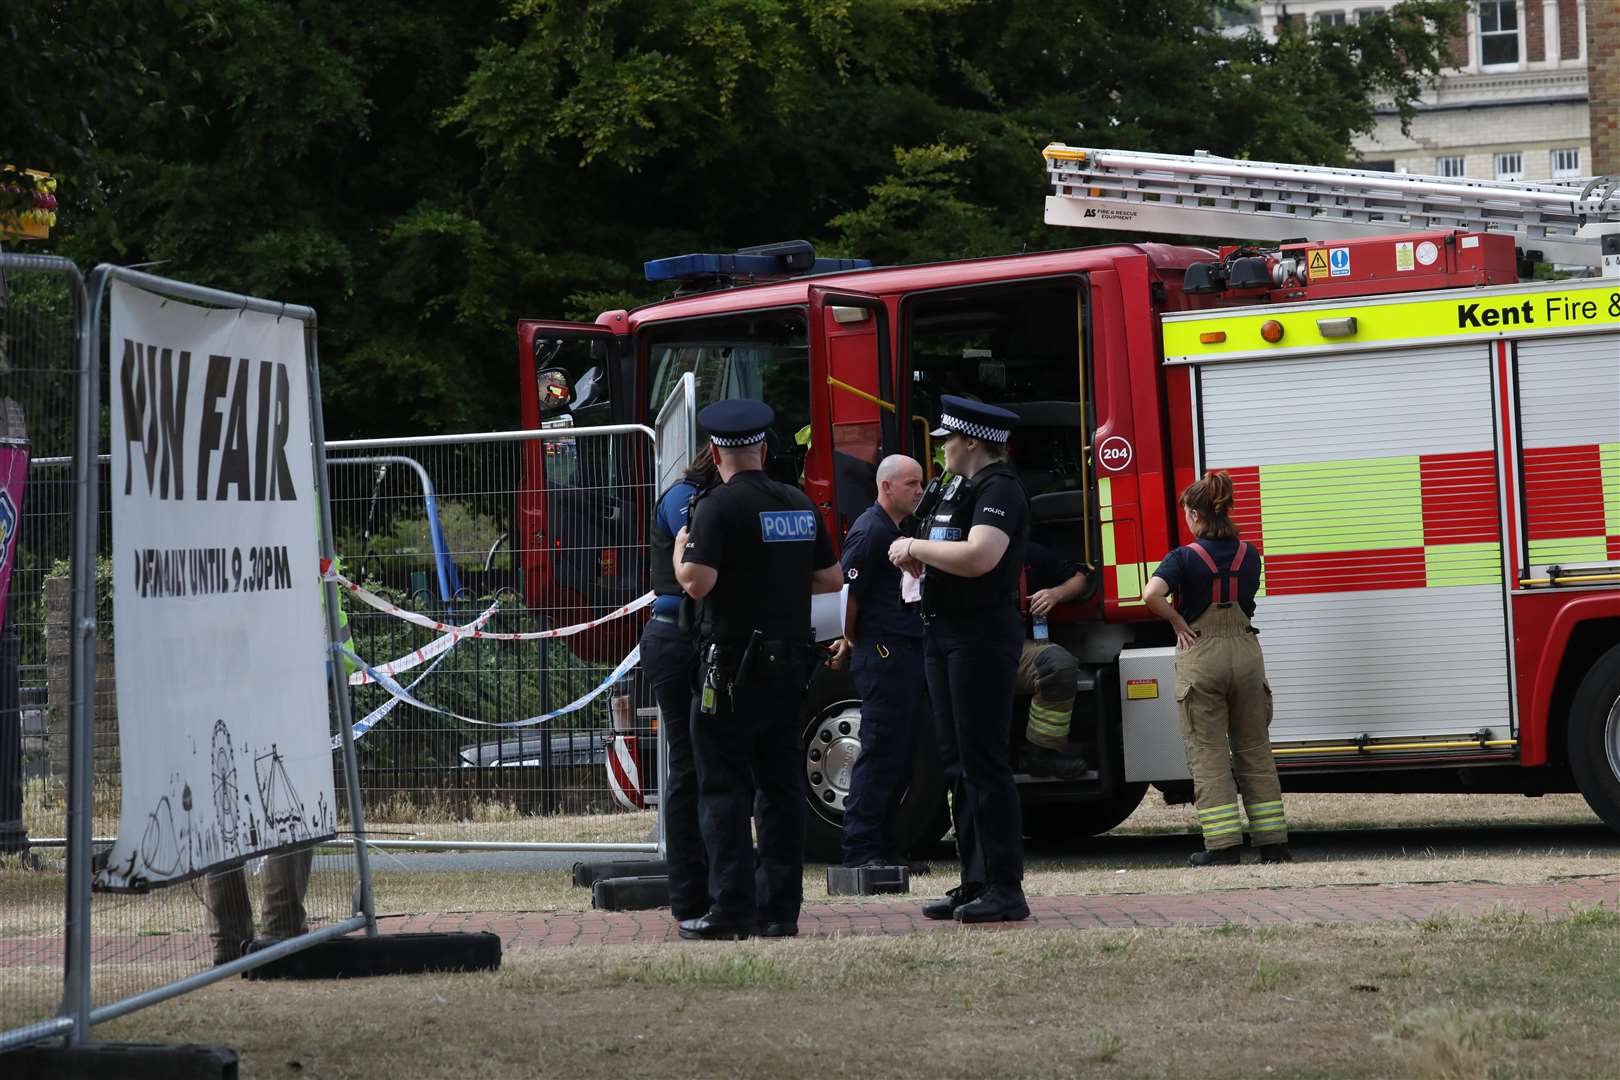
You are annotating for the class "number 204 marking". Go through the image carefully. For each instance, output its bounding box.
[1097,436,1133,472]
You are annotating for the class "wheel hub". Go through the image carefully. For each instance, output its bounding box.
[1604,692,1620,784]
[805,705,863,813]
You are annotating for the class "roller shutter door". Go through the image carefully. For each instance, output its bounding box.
[1516,332,1620,578]
[1196,344,1512,744]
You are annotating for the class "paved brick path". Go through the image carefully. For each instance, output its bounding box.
[377,874,1620,951]
[5,875,1617,967]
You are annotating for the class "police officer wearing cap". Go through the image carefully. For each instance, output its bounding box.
[641,452,717,923]
[889,395,1031,923]
[674,399,842,940]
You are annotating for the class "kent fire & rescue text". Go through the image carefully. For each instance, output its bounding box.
[1456,291,1620,329]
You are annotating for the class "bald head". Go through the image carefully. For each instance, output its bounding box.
[875,454,925,522]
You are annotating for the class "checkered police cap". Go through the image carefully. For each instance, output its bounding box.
[710,430,767,447]
[698,398,775,448]
[929,395,1018,444]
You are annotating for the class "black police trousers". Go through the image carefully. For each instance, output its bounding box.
[841,638,924,865]
[689,664,808,926]
[925,609,1024,887]
[639,615,707,920]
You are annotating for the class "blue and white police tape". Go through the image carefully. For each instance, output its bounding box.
[336,643,641,730]
[322,564,654,640]
[349,598,500,686]
[331,647,454,750]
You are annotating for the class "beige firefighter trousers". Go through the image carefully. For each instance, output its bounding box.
[205,846,315,962]
[1016,639,1076,750]
[1174,604,1286,850]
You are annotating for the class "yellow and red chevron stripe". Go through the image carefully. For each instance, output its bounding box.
[1216,450,1502,596]
[1098,474,1149,606]
[1523,441,1620,564]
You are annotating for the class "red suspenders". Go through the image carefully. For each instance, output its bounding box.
[1185,540,1249,606]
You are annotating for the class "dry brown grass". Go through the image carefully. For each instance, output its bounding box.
[7,912,1607,1078]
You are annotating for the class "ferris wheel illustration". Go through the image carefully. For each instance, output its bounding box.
[211,720,242,850]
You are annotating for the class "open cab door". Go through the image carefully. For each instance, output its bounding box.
[805,286,899,542]
[516,319,633,662]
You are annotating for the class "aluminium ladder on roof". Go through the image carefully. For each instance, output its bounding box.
[1043,145,1620,266]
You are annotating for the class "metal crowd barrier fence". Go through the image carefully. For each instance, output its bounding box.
[323,425,664,855]
[1,260,376,1054]
[0,253,89,1051]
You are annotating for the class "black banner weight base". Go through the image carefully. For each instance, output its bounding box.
[244,931,501,980]
[4,1042,238,1080]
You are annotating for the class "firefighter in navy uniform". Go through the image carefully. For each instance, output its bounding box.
[640,453,717,923]
[828,454,928,868]
[674,400,843,939]
[889,396,1031,924]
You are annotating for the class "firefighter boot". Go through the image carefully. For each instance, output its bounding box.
[954,884,1030,924]
[922,883,983,921]
[1259,844,1293,864]
[1188,847,1241,867]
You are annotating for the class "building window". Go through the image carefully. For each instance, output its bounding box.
[1314,10,1347,28]
[1494,152,1524,181]
[1438,155,1467,178]
[1353,6,1384,22]
[1478,1,1519,66]
[1551,148,1581,178]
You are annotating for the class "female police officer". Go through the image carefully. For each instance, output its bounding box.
[888,395,1030,923]
[641,452,718,922]
[1143,470,1290,866]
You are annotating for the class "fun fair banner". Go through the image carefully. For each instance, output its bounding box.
[97,282,335,890]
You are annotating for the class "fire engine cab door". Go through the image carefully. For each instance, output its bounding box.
[515,320,639,664]
[1193,343,1514,747]
[807,286,898,538]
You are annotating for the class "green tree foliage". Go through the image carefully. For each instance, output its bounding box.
[5,0,1463,434]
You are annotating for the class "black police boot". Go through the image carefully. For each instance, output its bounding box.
[954,884,1031,924]
[678,912,752,941]
[756,921,800,938]
[1021,743,1091,781]
[921,883,983,921]
[1258,844,1293,864]
[1188,846,1242,867]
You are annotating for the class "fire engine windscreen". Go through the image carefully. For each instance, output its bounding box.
[645,312,810,490]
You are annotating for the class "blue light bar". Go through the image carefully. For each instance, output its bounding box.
[644,252,871,283]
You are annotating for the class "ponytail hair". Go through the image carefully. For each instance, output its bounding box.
[1180,470,1239,541]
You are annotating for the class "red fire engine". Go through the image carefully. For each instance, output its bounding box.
[515,148,1620,859]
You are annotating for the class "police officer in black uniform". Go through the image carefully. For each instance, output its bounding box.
[828,454,928,867]
[675,400,842,939]
[889,396,1031,924]
[641,453,717,922]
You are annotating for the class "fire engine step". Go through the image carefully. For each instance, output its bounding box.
[571,858,667,887]
[826,864,911,896]
[592,874,671,911]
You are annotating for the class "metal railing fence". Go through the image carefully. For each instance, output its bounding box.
[0,253,88,1051]
[324,425,662,851]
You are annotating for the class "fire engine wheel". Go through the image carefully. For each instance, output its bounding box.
[799,666,946,865]
[1022,782,1148,847]
[1568,643,1620,833]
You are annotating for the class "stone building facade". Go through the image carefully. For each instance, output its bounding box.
[1258,1,1595,181]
